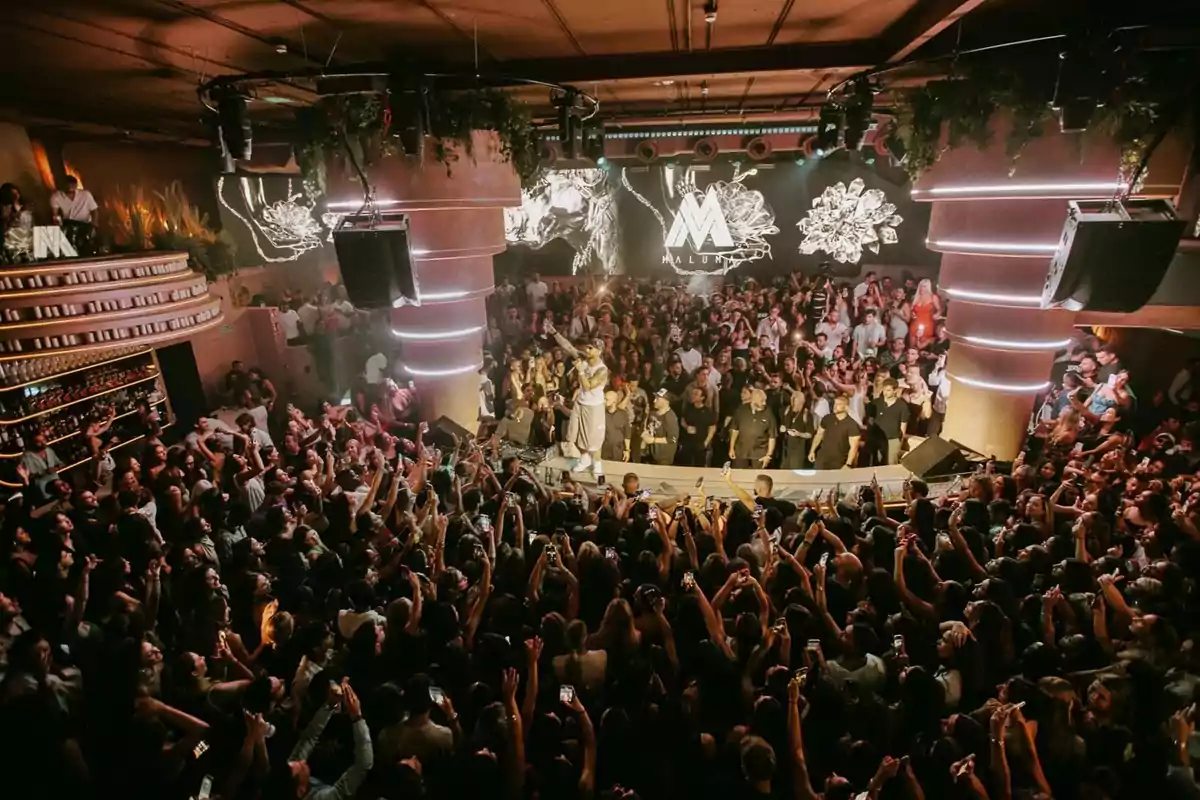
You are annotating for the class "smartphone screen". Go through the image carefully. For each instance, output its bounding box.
[559,684,575,704]
[429,686,445,704]
[198,775,213,800]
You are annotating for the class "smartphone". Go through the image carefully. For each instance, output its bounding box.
[819,552,830,567]
[428,686,446,706]
[598,473,606,486]
[682,571,696,590]
[695,476,704,489]
[772,618,787,633]
[559,684,576,704]
[893,634,905,654]
[649,506,659,521]
[722,461,731,476]
[198,775,213,800]
[752,504,763,519]
[1139,457,1150,470]
[604,546,618,561]
[806,638,820,653]
[638,489,652,501]
[478,515,492,532]
[527,531,537,545]
[674,507,685,521]
[506,492,518,504]
[546,544,558,561]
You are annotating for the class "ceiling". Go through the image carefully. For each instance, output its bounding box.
[0,0,1190,143]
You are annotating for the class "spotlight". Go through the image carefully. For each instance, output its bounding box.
[582,119,606,163]
[816,103,842,152]
[555,90,580,159]
[215,89,252,161]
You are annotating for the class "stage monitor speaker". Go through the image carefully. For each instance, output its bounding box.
[426,415,475,450]
[333,214,418,309]
[1042,199,1185,313]
[901,436,973,479]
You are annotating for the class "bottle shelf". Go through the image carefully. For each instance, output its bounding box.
[0,372,159,426]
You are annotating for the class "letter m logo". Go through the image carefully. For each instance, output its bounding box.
[665,188,734,249]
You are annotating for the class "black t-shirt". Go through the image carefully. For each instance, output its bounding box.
[681,403,717,440]
[870,397,911,438]
[732,405,778,459]
[815,413,861,469]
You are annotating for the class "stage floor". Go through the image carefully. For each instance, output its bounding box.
[536,454,921,506]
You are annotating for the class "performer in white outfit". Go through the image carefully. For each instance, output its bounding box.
[546,321,607,474]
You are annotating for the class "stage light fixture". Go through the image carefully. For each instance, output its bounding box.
[816,103,842,152]
[555,90,581,159]
[582,119,606,164]
[215,89,252,161]
[841,78,872,151]
[391,77,428,159]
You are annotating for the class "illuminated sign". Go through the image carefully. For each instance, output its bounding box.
[665,188,734,249]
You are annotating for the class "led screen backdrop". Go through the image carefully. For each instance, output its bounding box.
[497,153,937,279]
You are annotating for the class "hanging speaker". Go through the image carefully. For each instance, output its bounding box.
[333,213,419,309]
[1042,199,1185,312]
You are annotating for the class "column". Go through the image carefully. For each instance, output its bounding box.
[327,132,521,431]
[912,116,1129,459]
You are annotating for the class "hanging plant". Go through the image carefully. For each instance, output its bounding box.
[893,49,1195,180]
[295,86,543,196]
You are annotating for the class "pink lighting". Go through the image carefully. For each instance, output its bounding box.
[912,181,1125,200]
[926,239,1060,256]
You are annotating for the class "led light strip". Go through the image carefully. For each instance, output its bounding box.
[949,374,1050,393]
[403,361,483,377]
[325,198,516,210]
[392,325,483,341]
[960,334,1072,351]
[943,287,1043,306]
[913,181,1125,198]
[392,290,471,308]
[927,238,1059,255]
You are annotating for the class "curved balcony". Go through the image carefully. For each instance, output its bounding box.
[0,251,224,373]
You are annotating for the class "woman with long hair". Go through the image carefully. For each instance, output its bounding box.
[909,279,941,349]
[552,619,607,694]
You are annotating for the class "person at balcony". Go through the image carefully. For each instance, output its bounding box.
[0,183,29,235]
[279,300,304,345]
[19,433,63,484]
[809,394,861,470]
[50,176,98,256]
[728,388,777,469]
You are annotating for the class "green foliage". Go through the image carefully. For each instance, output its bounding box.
[297,87,542,197]
[893,51,1194,180]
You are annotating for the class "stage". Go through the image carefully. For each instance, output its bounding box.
[535,454,928,507]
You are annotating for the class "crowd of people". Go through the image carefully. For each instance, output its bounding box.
[483,270,949,472]
[1,263,1200,800]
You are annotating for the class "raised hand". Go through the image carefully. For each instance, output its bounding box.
[501,667,520,706]
[342,679,363,719]
[525,636,544,664]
